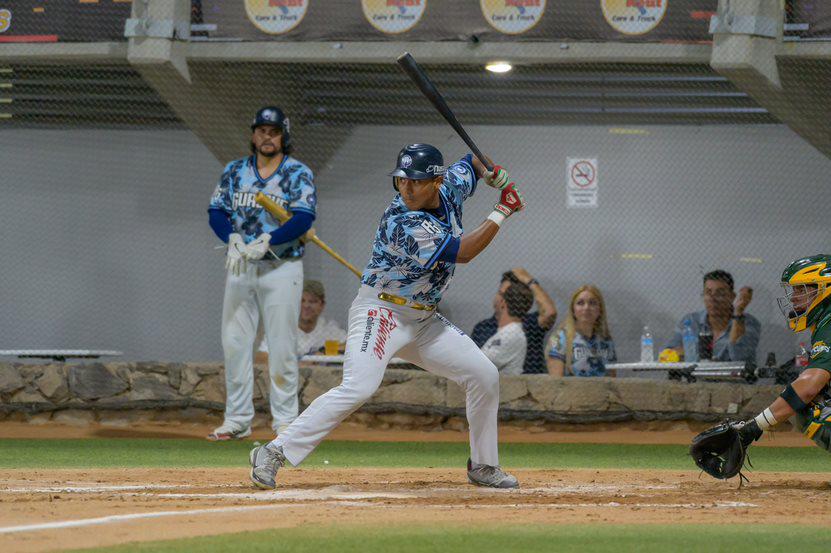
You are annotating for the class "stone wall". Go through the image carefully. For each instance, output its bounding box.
[0,362,783,424]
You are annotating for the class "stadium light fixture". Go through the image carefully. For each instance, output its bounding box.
[485,62,513,74]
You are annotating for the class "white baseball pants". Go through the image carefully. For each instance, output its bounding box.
[221,258,302,432]
[274,285,501,467]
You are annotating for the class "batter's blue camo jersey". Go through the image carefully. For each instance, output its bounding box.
[361,154,476,305]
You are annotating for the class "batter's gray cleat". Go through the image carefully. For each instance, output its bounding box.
[467,458,519,489]
[249,443,286,490]
[207,423,251,442]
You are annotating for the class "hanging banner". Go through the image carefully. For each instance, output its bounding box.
[0,0,717,43]
[0,1,131,43]
[789,1,831,38]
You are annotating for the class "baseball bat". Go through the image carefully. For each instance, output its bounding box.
[397,52,493,172]
[255,192,362,279]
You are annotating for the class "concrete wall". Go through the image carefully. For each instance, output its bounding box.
[1,125,829,364]
[0,362,783,424]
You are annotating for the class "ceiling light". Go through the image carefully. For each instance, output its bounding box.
[485,62,512,74]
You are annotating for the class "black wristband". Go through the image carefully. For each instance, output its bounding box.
[780,383,808,412]
[731,314,745,321]
[527,278,540,287]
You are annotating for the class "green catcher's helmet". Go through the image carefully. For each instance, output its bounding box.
[777,255,831,332]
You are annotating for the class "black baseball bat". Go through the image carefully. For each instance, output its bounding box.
[396,52,493,172]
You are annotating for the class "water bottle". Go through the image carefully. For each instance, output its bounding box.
[640,326,654,363]
[698,322,713,361]
[682,320,698,362]
[795,342,809,372]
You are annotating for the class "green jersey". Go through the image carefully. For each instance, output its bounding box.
[808,318,831,374]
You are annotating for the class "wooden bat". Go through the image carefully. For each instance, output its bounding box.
[255,192,362,279]
[397,52,493,172]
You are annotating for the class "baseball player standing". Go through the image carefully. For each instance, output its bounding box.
[207,106,317,440]
[249,143,525,489]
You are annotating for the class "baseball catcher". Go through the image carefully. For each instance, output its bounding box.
[691,255,831,481]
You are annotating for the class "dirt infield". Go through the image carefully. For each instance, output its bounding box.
[1,422,824,551]
[2,467,831,552]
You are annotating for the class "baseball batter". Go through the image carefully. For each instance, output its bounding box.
[249,143,525,489]
[692,255,831,479]
[207,106,317,441]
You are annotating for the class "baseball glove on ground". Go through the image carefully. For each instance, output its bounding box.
[689,420,760,482]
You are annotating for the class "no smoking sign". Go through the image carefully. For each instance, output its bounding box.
[566,158,598,208]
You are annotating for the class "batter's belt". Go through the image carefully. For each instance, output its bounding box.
[377,292,436,311]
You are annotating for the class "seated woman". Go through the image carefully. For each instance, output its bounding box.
[546,285,616,377]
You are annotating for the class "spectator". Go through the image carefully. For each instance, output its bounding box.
[547,285,616,377]
[256,280,346,361]
[666,270,760,362]
[481,282,535,375]
[471,268,558,374]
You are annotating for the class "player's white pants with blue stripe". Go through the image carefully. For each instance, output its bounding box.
[221,258,302,433]
[274,285,501,467]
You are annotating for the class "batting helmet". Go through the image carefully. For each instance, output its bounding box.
[389,143,444,190]
[251,106,291,151]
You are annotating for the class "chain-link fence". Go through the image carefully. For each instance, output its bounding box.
[1,1,829,387]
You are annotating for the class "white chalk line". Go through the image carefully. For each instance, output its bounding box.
[3,484,196,494]
[2,482,676,498]
[0,503,316,535]
[150,490,417,501]
[0,500,758,535]
[427,501,758,510]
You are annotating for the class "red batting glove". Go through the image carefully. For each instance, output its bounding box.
[493,182,525,218]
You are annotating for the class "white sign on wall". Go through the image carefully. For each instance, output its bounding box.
[566,158,598,208]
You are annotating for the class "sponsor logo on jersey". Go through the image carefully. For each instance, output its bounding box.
[373,307,398,359]
[0,9,11,33]
[232,192,285,211]
[362,0,427,35]
[421,219,443,235]
[244,0,308,36]
[811,341,830,359]
[480,0,546,35]
[600,0,667,36]
[360,309,379,353]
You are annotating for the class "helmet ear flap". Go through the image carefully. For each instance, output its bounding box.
[392,177,399,192]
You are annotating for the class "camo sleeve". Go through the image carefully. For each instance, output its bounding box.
[808,323,831,374]
[209,161,236,212]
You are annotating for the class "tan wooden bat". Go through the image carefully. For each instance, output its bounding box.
[255,192,362,279]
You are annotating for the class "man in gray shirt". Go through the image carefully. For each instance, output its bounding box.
[666,270,761,363]
[481,281,534,375]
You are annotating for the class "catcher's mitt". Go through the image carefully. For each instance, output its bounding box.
[689,421,756,482]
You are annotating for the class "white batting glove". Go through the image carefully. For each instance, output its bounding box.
[483,165,509,190]
[243,233,272,261]
[225,233,246,277]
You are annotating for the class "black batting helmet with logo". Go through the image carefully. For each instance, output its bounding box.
[251,106,291,150]
[389,143,444,190]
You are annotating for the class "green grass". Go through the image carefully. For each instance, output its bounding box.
[1,439,829,471]
[71,524,831,553]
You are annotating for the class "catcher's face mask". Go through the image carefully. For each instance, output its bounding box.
[777,256,831,332]
[777,283,824,333]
